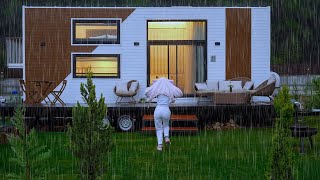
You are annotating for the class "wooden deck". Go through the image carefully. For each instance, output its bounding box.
[0,98,275,131]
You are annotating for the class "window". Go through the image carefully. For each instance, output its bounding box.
[73,54,120,78]
[148,21,206,41]
[72,19,120,44]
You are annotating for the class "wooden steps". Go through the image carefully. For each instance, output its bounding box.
[141,114,198,134]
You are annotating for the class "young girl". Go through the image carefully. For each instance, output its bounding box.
[145,78,183,151]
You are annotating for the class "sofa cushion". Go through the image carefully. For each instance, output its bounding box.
[206,80,219,91]
[251,96,271,104]
[129,82,139,93]
[195,83,208,91]
[218,81,230,91]
[116,81,129,94]
[243,81,254,90]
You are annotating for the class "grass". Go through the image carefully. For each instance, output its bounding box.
[0,117,320,179]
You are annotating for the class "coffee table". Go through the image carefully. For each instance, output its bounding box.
[212,91,251,104]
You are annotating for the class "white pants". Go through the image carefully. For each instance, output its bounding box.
[154,105,171,145]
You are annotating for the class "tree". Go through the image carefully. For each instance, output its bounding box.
[68,70,113,180]
[7,105,52,180]
[266,86,295,179]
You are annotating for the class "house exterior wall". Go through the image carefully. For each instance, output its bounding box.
[23,7,271,104]
[251,7,271,86]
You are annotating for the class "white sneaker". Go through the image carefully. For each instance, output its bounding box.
[157,144,163,151]
[165,137,171,145]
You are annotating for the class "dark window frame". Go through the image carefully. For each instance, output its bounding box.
[72,19,120,44]
[73,54,120,78]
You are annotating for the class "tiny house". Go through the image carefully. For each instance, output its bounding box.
[22,6,270,104]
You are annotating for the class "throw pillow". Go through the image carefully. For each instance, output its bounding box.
[206,80,219,91]
[243,81,254,90]
[267,76,276,85]
[230,81,242,90]
[116,81,129,94]
[195,83,208,91]
[218,81,230,91]
[129,82,139,93]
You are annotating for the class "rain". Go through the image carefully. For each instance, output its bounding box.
[0,0,320,179]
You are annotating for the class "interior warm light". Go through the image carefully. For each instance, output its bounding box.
[148,22,186,29]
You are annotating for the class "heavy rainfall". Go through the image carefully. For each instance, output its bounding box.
[0,0,319,179]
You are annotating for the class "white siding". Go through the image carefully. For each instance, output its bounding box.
[251,7,271,86]
[43,7,270,104]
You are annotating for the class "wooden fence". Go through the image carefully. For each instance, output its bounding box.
[271,64,320,75]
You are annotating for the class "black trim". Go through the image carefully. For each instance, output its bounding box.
[72,19,120,44]
[72,54,120,78]
[146,20,208,95]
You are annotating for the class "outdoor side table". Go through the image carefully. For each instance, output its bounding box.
[290,124,318,153]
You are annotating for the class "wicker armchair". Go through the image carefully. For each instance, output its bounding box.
[250,80,276,96]
[113,80,139,103]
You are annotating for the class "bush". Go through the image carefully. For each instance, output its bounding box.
[305,77,320,109]
[267,86,295,179]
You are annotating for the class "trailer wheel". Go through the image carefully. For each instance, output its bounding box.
[102,116,111,128]
[117,115,133,131]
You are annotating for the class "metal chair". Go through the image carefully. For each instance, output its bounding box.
[50,80,67,106]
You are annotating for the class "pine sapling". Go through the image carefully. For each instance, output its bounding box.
[68,70,113,180]
[7,105,52,180]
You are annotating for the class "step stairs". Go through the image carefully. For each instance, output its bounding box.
[141,114,199,134]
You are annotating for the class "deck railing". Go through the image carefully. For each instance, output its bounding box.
[5,37,23,68]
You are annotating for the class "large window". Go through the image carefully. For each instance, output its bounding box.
[72,19,120,44]
[147,20,207,95]
[73,54,120,78]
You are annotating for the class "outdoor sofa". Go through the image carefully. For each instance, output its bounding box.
[194,77,276,104]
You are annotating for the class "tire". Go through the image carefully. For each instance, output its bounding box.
[102,116,111,128]
[117,115,134,131]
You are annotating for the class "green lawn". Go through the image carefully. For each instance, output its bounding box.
[1,117,320,179]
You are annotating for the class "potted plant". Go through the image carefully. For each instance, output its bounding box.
[139,97,146,103]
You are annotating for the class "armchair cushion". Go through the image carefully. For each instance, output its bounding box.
[129,82,139,93]
[116,81,129,94]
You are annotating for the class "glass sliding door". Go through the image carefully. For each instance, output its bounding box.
[149,44,205,94]
[147,20,207,95]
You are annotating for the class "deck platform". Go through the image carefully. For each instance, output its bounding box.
[0,98,275,131]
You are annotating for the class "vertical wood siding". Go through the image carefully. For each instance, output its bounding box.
[226,8,251,80]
